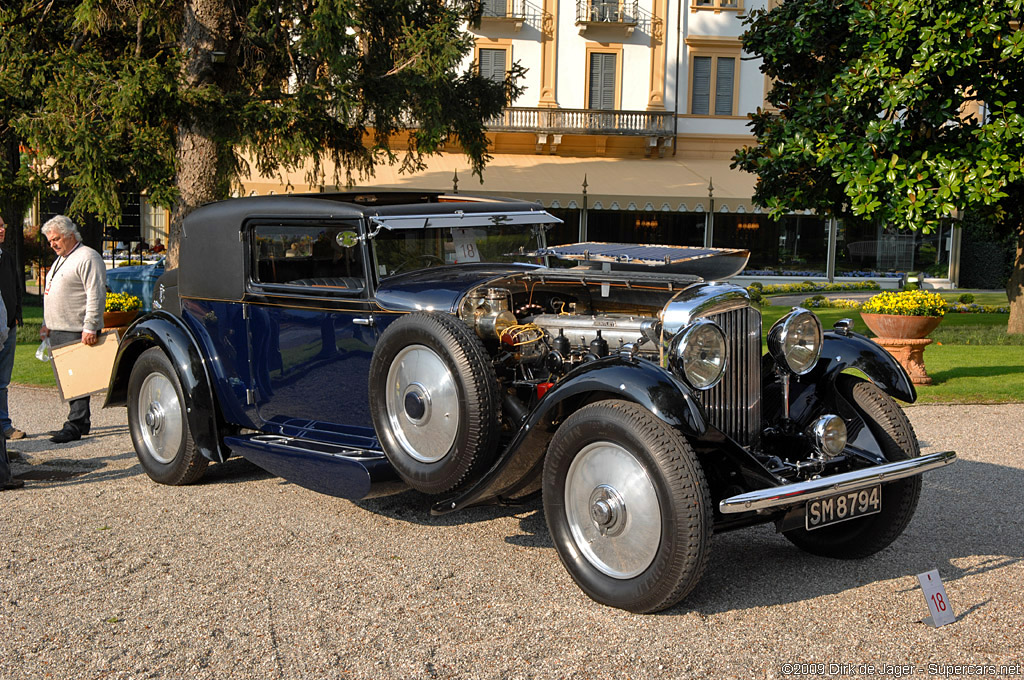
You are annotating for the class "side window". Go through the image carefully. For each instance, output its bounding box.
[252,223,366,294]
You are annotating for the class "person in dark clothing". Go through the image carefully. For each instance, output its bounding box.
[0,287,18,490]
[0,215,25,440]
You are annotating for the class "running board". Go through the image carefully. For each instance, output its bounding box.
[719,450,956,514]
[224,434,403,500]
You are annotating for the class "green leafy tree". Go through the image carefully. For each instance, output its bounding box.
[20,0,524,265]
[734,0,1024,333]
[0,2,73,288]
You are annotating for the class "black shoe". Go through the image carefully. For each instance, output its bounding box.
[50,428,81,444]
[1,479,25,490]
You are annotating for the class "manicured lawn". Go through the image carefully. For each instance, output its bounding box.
[761,303,1023,403]
[915,344,1024,403]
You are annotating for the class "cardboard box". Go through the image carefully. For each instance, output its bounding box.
[50,331,120,402]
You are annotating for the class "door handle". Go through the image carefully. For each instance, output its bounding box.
[353,317,375,327]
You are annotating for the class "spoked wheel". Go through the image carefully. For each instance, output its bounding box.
[127,348,208,485]
[369,312,501,495]
[783,374,922,558]
[543,400,712,613]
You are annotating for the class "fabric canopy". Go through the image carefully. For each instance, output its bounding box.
[240,153,759,214]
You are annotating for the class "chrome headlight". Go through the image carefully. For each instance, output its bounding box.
[767,308,822,375]
[672,319,727,390]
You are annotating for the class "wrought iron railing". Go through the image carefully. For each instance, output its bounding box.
[486,107,673,136]
[481,0,528,18]
[575,0,639,24]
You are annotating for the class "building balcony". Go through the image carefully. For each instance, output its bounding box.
[487,107,673,136]
[479,0,528,31]
[487,106,674,155]
[575,0,640,35]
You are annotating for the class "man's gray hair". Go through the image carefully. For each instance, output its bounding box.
[42,215,83,242]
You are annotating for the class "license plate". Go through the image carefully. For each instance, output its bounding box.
[805,485,882,530]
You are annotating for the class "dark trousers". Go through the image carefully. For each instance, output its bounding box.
[0,437,13,485]
[48,330,92,435]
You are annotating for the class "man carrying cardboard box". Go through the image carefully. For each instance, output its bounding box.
[40,215,106,444]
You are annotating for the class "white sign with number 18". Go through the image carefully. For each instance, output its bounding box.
[917,569,956,627]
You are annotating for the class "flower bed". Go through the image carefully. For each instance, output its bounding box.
[948,303,1010,314]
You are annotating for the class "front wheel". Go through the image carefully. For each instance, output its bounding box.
[783,375,922,558]
[543,401,712,613]
[127,347,208,485]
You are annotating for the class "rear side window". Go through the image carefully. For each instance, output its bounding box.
[252,222,366,294]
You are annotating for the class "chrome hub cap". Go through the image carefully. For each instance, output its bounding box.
[386,345,458,463]
[565,442,661,579]
[137,373,183,464]
[589,485,627,537]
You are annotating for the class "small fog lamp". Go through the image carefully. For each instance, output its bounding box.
[809,415,847,459]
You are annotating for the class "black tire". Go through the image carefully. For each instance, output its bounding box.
[369,312,501,495]
[543,400,712,613]
[783,375,922,558]
[127,347,208,485]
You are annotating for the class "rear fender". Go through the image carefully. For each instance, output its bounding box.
[432,356,707,514]
[104,312,227,463]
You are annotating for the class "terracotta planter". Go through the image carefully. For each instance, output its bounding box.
[859,313,942,339]
[103,310,139,329]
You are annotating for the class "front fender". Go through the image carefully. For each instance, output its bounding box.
[432,356,707,514]
[777,330,915,441]
[104,311,227,463]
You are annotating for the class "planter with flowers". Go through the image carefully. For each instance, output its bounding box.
[859,290,949,385]
[104,292,143,330]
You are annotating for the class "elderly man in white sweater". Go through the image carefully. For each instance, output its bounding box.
[40,215,107,443]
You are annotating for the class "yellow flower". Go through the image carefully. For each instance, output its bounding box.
[105,292,143,313]
[861,290,947,317]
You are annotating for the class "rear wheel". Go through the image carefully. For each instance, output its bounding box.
[127,347,208,485]
[784,375,921,558]
[543,401,712,613]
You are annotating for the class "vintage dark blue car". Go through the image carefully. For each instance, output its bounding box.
[105,191,955,613]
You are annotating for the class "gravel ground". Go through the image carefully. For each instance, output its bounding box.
[1,385,1021,680]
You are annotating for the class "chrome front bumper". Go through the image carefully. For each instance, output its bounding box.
[719,450,957,514]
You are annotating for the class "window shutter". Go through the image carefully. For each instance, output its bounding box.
[589,53,616,110]
[691,56,711,115]
[483,0,507,17]
[714,57,735,116]
[479,49,506,83]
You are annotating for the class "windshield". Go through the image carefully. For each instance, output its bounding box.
[372,223,549,278]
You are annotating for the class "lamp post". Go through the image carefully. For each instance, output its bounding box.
[580,174,589,242]
[703,178,715,248]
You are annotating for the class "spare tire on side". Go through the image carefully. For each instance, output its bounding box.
[369,312,502,495]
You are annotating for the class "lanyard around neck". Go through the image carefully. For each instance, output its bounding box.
[45,242,82,294]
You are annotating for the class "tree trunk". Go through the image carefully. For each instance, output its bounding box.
[1,132,27,297]
[167,0,239,269]
[1007,229,1024,335]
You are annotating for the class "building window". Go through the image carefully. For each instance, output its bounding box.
[589,0,621,22]
[141,196,168,245]
[688,42,739,116]
[479,48,507,83]
[482,0,507,17]
[588,52,617,110]
[691,0,741,12]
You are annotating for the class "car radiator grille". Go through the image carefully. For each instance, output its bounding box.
[697,306,762,446]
